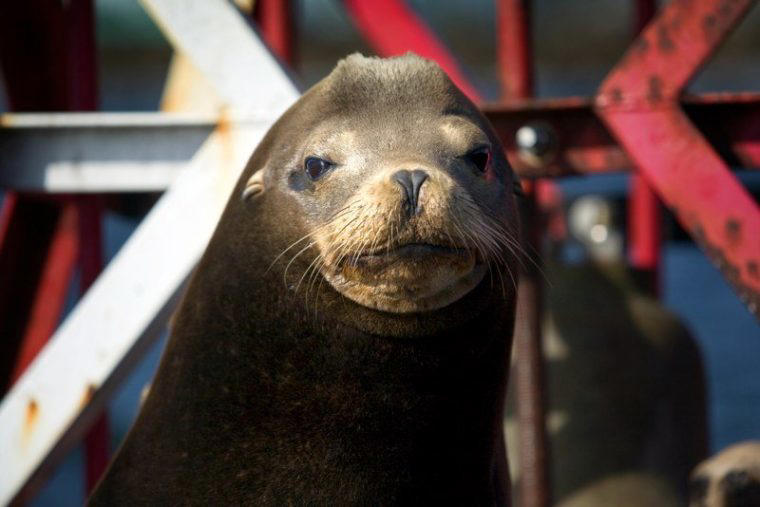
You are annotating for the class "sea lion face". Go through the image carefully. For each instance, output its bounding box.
[690,441,760,507]
[247,54,519,315]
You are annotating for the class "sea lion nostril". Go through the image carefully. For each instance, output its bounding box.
[392,169,428,213]
[410,169,429,197]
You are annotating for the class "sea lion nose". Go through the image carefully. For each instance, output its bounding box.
[392,169,429,214]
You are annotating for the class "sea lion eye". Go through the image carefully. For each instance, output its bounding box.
[466,146,491,173]
[304,156,332,180]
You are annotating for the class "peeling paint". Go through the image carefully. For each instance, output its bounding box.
[693,225,760,318]
[648,76,663,103]
[80,384,97,410]
[747,261,759,280]
[22,399,39,443]
[725,218,742,245]
[657,25,675,51]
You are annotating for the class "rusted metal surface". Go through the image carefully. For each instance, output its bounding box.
[597,0,757,108]
[595,0,760,317]
[483,94,760,177]
[342,0,480,102]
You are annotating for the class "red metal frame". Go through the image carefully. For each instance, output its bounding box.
[596,0,760,315]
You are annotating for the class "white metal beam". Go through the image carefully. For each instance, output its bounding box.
[0,113,215,192]
[0,113,278,192]
[140,0,299,117]
[0,0,300,503]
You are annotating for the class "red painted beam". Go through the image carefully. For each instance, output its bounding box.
[596,0,760,316]
[253,0,294,65]
[342,0,480,102]
[498,0,533,101]
[603,107,760,314]
[9,203,79,384]
[628,0,661,292]
[597,0,757,108]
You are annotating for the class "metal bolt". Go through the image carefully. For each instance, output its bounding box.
[515,122,558,167]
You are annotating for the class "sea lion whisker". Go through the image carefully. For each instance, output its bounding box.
[474,205,545,278]
[325,214,362,267]
[295,252,325,295]
[349,206,378,266]
[267,231,320,273]
[303,255,327,316]
[283,241,318,286]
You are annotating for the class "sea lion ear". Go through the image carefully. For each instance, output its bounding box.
[242,169,265,201]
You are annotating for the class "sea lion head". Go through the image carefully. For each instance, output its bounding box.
[689,441,760,507]
[235,53,519,330]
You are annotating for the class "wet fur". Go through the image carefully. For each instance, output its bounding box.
[90,54,519,505]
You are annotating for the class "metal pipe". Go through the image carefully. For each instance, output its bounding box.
[628,0,661,295]
[497,1,551,506]
[253,0,295,65]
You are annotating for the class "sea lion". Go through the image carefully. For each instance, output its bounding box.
[90,53,520,505]
[690,441,760,507]
[506,196,707,506]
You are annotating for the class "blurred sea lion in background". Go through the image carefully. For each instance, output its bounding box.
[507,195,707,506]
[690,441,760,507]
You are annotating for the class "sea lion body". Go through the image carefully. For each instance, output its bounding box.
[506,260,707,506]
[90,54,519,505]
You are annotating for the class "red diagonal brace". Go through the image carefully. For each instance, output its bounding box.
[596,0,760,317]
[342,0,480,102]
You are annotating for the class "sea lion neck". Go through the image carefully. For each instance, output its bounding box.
[144,277,513,504]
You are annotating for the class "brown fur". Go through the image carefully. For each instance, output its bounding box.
[89,53,519,505]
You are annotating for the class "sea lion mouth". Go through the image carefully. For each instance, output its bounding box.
[353,243,471,266]
[321,239,485,314]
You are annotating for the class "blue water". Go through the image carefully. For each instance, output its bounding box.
[663,244,760,450]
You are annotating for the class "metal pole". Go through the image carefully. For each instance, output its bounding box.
[628,0,661,295]
[253,0,294,64]
[497,1,551,506]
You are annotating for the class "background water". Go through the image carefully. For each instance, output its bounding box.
[1,0,756,504]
